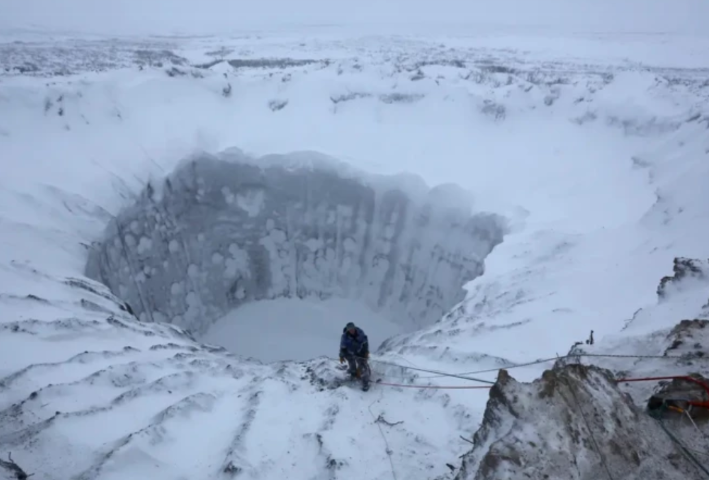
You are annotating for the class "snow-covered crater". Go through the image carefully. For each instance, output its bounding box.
[2,16,709,480]
[85,149,505,344]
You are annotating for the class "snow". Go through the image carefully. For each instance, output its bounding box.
[1,3,709,479]
[202,297,404,362]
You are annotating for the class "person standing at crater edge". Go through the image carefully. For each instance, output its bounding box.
[339,322,371,391]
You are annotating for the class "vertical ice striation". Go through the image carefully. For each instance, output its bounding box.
[86,150,506,336]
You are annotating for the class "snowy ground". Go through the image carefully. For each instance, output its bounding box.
[2,2,709,478]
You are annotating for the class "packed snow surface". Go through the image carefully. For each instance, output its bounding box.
[2,1,709,479]
[202,297,404,362]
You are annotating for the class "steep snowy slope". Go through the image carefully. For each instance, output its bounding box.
[2,6,709,478]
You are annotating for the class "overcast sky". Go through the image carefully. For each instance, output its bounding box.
[1,0,707,37]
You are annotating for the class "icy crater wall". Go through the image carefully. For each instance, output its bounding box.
[85,151,505,336]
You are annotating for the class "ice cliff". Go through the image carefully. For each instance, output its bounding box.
[85,150,506,336]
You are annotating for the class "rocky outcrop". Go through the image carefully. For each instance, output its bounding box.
[85,150,505,335]
[0,454,31,480]
[455,364,705,480]
[657,257,708,300]
[622,258,709,333]
[664,319,709,359]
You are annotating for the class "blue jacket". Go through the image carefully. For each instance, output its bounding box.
[340,327,369,356]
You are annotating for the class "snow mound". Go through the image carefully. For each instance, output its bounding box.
[456,363,705,480]
[85,150,505,336]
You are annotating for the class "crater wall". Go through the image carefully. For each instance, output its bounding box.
[86,150,506,336]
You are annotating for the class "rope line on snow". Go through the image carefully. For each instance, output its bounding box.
[368,389,398,480]
[339,353,704,385]
[348,355,709,393]
[412,353,709,379]
[338,357,493,390]
[581,353,704,360]
[376,381,492,390]
[371,373,709,397]
[369,359,495,385]
[415,355,564,378]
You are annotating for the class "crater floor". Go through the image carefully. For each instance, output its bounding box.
[201,297,404,362]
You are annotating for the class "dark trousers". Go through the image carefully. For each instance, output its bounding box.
[343,352,370,384]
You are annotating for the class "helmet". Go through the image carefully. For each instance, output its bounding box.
[345,322,356,332]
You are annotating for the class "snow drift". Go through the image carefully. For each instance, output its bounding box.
[85,150,505,336]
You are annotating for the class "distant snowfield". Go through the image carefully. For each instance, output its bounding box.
[1,6,709,478]
[202,298,404,362]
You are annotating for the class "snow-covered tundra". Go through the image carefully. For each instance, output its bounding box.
[1,1,709,479]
